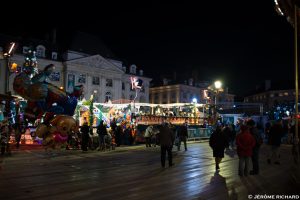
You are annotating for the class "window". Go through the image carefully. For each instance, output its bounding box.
[279,93,283,97]
[130,94,135,101]
[130,64,137,74]
[92,77,100,85]
[270,93,274,98]
[284,92,289,96]
[49,72,60,81]
[171,92,176,99]
[93,91,99,102]
[139,96,146,103]
[106,79,113,87]
[52,52,58,60]
[105,92,112,102]
[122,82,125,90]
[23,46,29,54]
[162,93,167,99]
[130,85,134,91]
[78,74,86,83]
[36,45,46,57]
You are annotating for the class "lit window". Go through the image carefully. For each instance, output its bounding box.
[122,82,125,90]
[279,93,283,97]
[284,92,289,96]
[270,94,274,98]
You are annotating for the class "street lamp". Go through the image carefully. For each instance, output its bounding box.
[214,80,222,106]
[192,98,197,124]
[3,42,16,94]
[208,80,223,125]
[274,0,300,163]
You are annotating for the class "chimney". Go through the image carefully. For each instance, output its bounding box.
[163,78,168,85]
[139,70,143,76]
[265,80,271,91]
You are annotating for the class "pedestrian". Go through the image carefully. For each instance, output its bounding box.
[177,122,188,151]
[247,119,263,175]
[97,120,107,151]
[222,124,231,151]
[15,123,22,149]
[151,126,159,147]
[144,125,153,147]
[236,125,256,177]
[80,118,90,152]
[209,125,229,171]
[157,119,175,168]
[267,119,284,165]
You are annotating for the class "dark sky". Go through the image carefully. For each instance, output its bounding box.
[2,0,295,96]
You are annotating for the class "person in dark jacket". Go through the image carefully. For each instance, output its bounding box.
[177,122,188,151]
[80,119,90,152]
[247,119,262,175]
[236,125,256,176]
[97,120,107,151]
[157,120,175,168]
[209,125,229,171]
[267,119,284,164]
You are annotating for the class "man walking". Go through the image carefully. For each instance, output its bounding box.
[177,122,188,151]
[157,119,175,168]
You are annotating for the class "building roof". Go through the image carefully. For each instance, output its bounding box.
[245,80,295,97]
[63,31,118,60]
[0,33,63,60]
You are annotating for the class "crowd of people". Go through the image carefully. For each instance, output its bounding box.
[1,115,299,175]
[208,118,298,177]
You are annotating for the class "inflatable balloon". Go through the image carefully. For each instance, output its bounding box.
[13,50,83,150]
[13,50,83,124]
[35,115,79,149]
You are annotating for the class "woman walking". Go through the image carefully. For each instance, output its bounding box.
[209,125,229,171]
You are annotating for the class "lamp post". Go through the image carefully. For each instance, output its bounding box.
[214,81,222,107]
[274,0,300,163]
[192,98,197,124]
[214,81,222,125]
[2,42,16,94]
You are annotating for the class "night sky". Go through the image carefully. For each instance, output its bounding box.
[2,0,295,97]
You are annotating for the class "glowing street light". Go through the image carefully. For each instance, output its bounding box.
[3,42,16,94]
[214,80,222,89]
[192,98,197,104]
[214,80,223,105]
[191,98,198,124]
[207,80,223,125]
